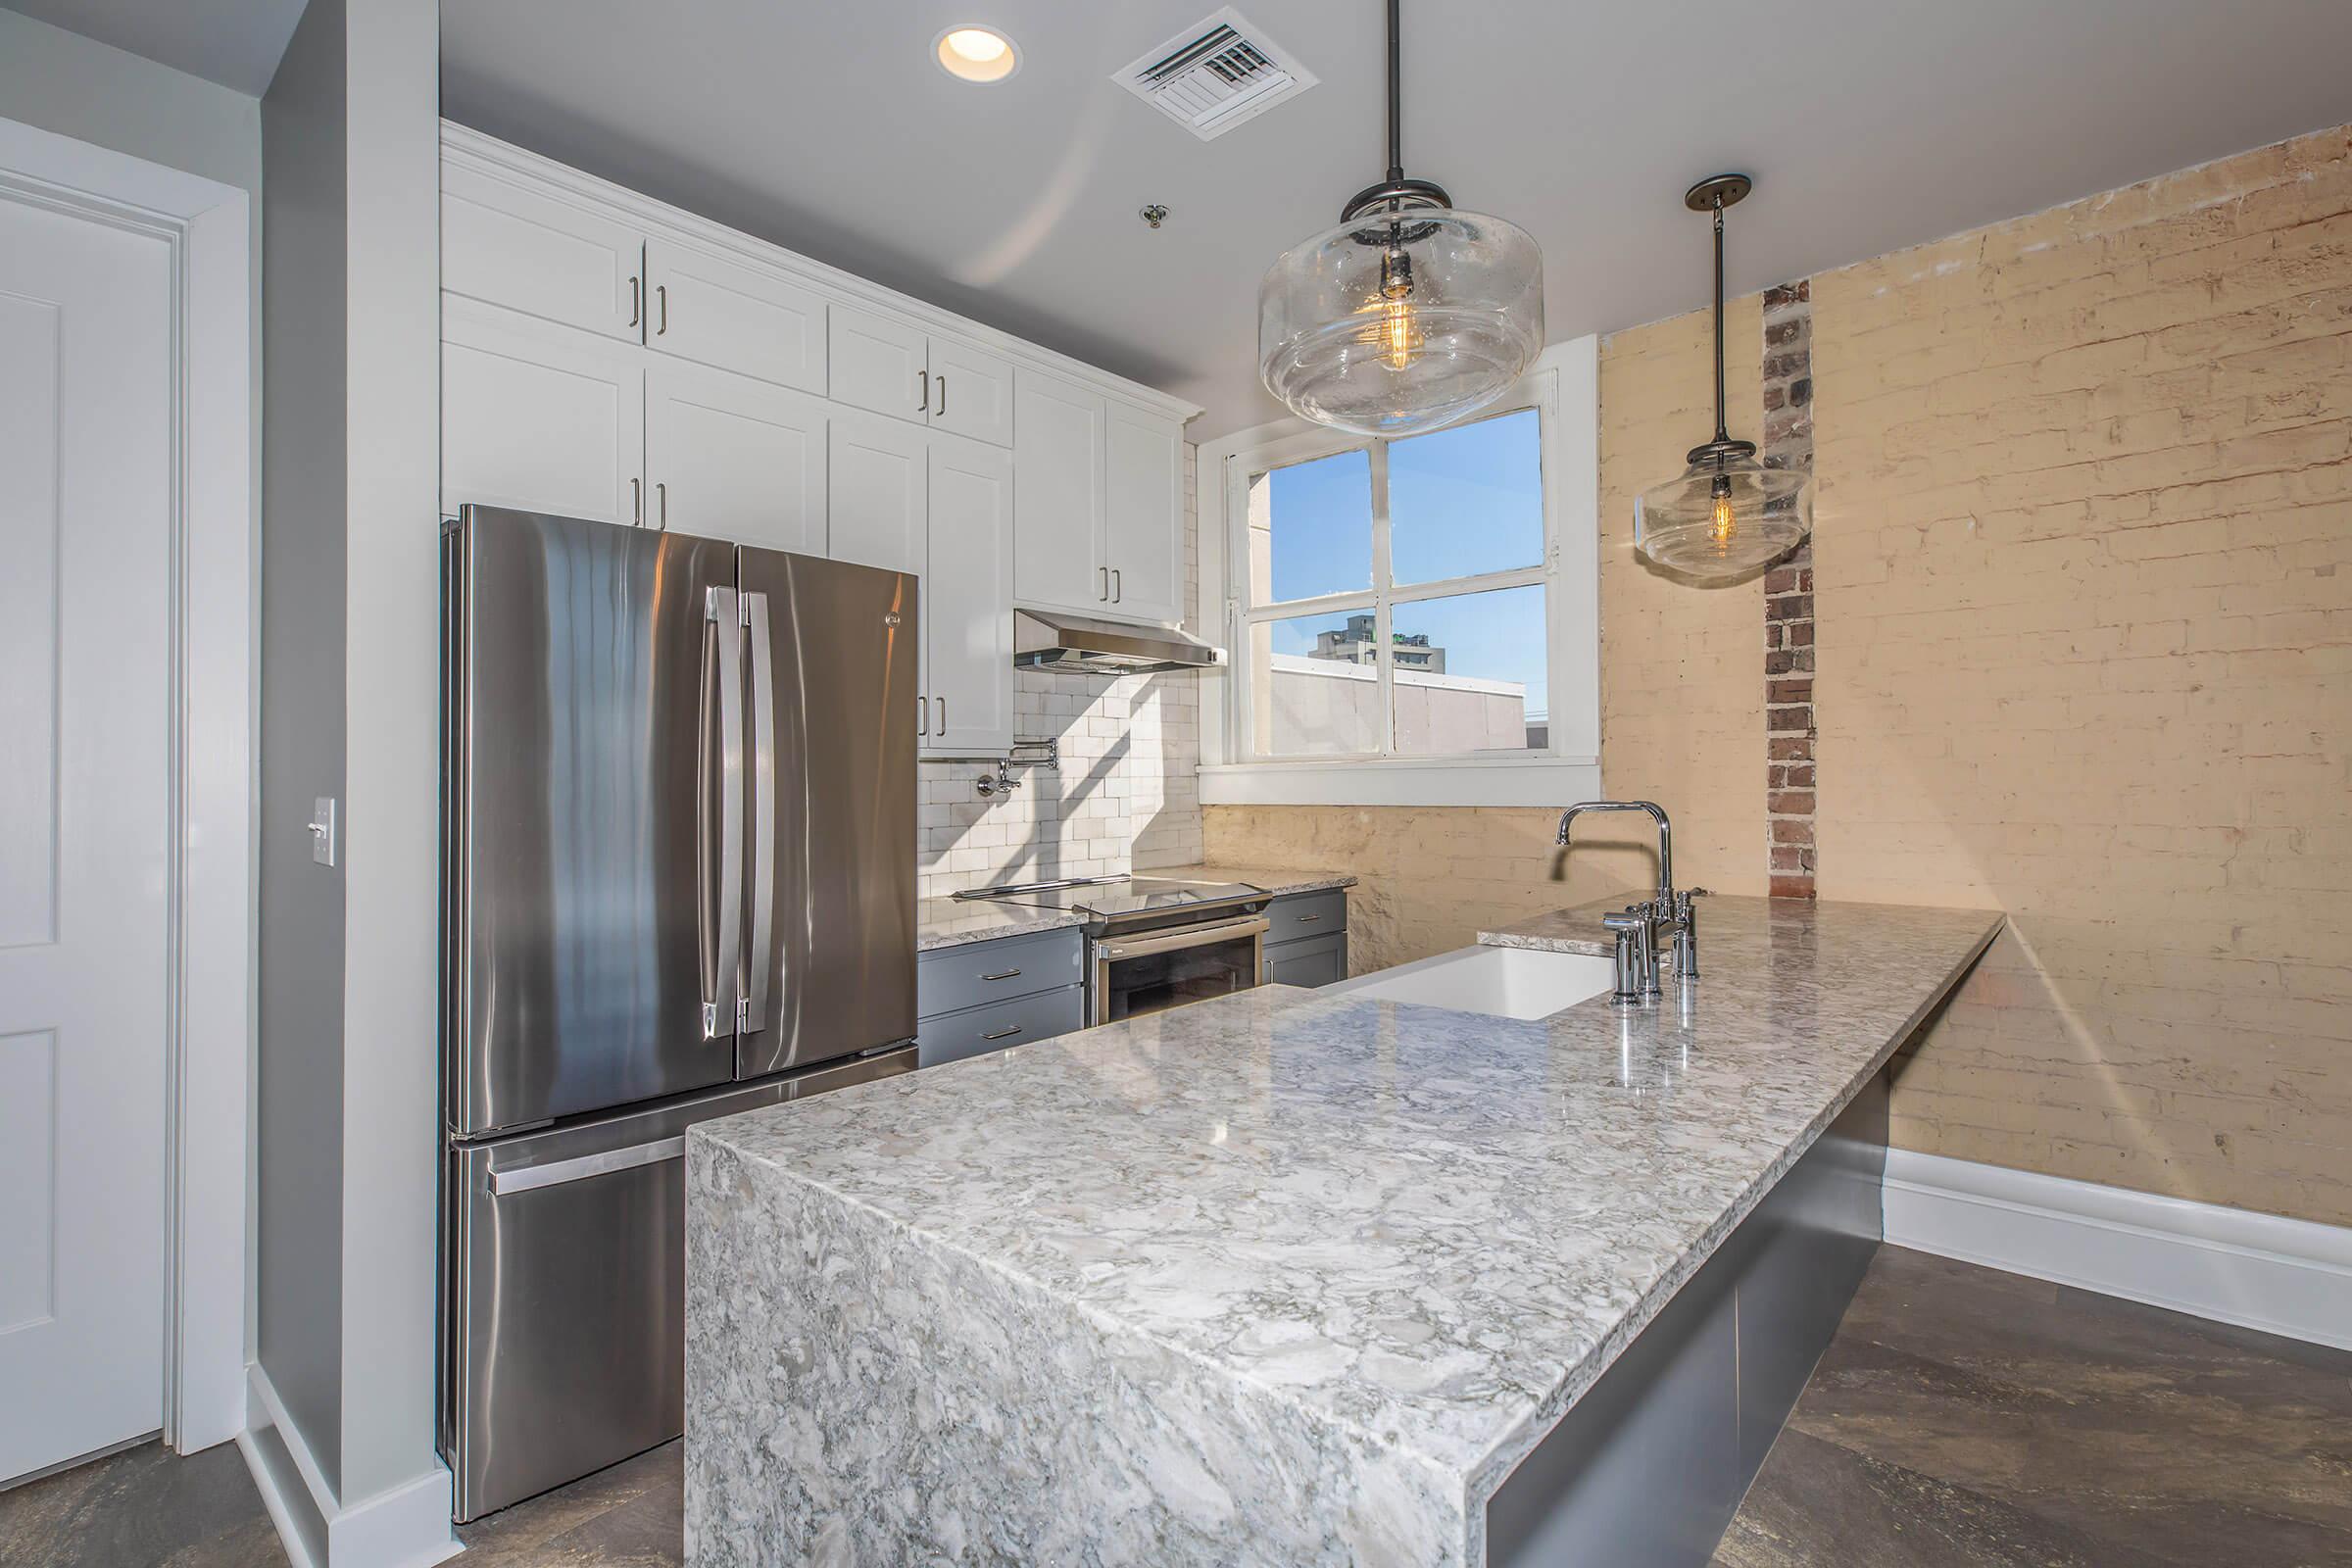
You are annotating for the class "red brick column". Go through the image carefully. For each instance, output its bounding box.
[1761,282,1817,899]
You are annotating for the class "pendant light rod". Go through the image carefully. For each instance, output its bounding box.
[1682,172,1756,464]
[1385,0,1402,184]
[1711,198,1728,445]
[1342,0,1450,222]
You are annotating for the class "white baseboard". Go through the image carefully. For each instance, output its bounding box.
[239,1364,462,1568]
[1883,1150,2352,1352]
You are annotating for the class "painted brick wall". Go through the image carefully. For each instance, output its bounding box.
[1813,126,2352,1226]
[918,447,1203,897]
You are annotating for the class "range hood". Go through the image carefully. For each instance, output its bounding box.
[1013,609,1225,674]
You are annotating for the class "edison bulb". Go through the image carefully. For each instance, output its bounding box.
[1710,491,1737,548]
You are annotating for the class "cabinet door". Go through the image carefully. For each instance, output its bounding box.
[442,164,643,342]
[645,359,827,552]
[826,410,928,578]
[828,305,930,426]
[1011,369,1105,614]
[1103,401,1184,625]
[442,297,645,526]
[925,434,1015,757]
[927,338,1014,448]
[644,239,825,394]
[1263,932,1347,989]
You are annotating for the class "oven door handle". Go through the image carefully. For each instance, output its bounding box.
[1094,914,1270,962]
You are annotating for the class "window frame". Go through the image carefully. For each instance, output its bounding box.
[1198,337,1600,808]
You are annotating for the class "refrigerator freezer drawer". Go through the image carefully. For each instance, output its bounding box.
[443,1048,913,1522]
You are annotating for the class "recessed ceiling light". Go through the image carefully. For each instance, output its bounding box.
[934,24,1020,83]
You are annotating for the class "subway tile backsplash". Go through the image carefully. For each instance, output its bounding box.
[916,447,1203,899]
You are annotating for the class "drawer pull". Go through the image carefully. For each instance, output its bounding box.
[979,968,1023,982]
[1293,913,1322,923]
[979,1025,1024,1042]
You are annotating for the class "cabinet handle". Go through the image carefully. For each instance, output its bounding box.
[918,369,929,413]
[657,481,667,530]
[1112,568,1122,603]
[979,968,1023,982]
[917,693,928,736]
[935,696,946,734]
[935,375,948,417]
[1098,566,1108,601]
[628,275,641,329]
[631,476,642,525]
[979,1025,1024,1043]
[657,284,668,335]
[1294,913,1322,923]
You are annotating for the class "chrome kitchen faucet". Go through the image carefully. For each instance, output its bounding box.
[1557,801,1706,1005]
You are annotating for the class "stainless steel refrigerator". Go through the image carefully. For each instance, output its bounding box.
[439,506,918,1521]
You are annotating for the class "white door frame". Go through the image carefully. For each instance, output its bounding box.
[0,116,254,1457]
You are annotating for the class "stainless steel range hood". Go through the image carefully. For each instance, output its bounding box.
[1013,609,1224,674]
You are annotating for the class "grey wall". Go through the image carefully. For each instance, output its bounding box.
[0,10,262,193]
[258,0,350,1494]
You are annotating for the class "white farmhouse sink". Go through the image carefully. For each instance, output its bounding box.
[1326,944,1618,1021]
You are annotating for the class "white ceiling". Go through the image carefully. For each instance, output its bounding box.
[4,0,306,96]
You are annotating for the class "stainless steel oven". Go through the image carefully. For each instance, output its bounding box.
[1090,912,1269,1026]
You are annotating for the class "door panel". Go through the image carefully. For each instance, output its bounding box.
[826,305,928,426]
[442,163,643,341]
[449,511,740,1136]
[644,239,825,394]
[1103,401,1184,625]
[1011,368,1105,614]
[927,337,1014,448]
[646,359,827,552]
[735,552,918,1078]
[443,297,645,526]
[0,192,172,1483]
[826,411,927,575]
[924,434,1015,756]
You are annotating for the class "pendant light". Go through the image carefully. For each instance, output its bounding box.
[1636,174,1811,579]
[1256,0,1544,437]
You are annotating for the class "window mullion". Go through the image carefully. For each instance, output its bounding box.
[1370,437,1395,760]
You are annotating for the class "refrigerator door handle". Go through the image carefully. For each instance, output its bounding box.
[741,590,777,1035]
[702,584,744,1040]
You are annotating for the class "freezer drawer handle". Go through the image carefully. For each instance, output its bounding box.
[487,1135,686,1196]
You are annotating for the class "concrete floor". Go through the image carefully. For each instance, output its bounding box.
[7,1247,2347,1566]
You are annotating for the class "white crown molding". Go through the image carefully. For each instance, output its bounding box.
[440,121,1201,426]
[1884,1150,2352,1352]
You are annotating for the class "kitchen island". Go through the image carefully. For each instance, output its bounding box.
[684,895,2000,1565]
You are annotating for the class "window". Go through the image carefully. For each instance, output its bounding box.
[1238,406,1559,757]
[1201,342,1599,806]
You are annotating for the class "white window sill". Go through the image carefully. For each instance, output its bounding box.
[1198,756,1602,808]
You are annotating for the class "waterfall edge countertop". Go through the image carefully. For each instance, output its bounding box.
[915,866,1355,951]
[688,894,2000,1565]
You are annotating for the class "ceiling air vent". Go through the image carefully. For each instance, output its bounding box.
[1114,8,1317,141]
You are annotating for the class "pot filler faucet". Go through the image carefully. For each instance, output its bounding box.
[1556,801,1706,1005]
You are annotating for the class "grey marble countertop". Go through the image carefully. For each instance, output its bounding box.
[692,893,1999,1561]
[916,867,1354,952]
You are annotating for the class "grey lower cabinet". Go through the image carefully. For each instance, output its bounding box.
[916,926,1086,1069]
[1260,890,1348,988]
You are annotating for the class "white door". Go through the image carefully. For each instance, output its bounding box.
[442,296,647,525]
[441,162,644,341]
[925,435,1016,757]
[1011,369,1105,615]
[646,359,827,552]
[926,338,1014,449]
[1102,402,1185,625]
[826,411,927,576]
[644,239,826,394]
[827,305,929,427]
[0,190,173,1483]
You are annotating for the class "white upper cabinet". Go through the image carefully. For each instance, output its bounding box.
[1102,402,1184,625]
[645,359,827,552]
[644,240,826,394]
[831,304,1015,449]
[443,297,644,525]
[828,307,930,427]
[825,412,926,576]
[928,338,1015,448]
[924,435,1015,756]
[1012,369,1105,614]
[443,164,644,342]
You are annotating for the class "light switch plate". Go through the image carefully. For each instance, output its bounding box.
[310,797,337,866]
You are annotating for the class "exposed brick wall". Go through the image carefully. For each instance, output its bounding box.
[1761,282,1819,898]
[1812,125,2352,1226]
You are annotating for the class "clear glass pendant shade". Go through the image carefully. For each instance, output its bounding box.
[1258,207,1544,437]
[1636,447,1811,576]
